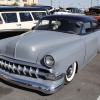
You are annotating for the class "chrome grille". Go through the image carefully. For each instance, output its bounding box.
[0,58,50,79]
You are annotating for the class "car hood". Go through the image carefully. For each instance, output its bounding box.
[1,30,81,63]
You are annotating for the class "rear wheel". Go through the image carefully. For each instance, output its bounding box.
[65,62,76,84]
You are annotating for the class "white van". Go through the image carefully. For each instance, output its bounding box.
[0,6,48,30]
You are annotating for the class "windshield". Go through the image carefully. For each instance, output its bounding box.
[35,18,81,34]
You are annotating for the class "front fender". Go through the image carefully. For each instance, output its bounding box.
[37,39,85,73]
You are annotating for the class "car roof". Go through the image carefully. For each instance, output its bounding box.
[42,14,96,22]
[0,6,47,12]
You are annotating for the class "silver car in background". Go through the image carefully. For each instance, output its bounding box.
[0,14,100,94]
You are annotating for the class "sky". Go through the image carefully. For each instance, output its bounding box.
[38,0,100,8]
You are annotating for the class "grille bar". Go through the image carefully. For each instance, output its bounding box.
[0,59,50,80]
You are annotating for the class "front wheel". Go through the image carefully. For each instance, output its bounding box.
[65,62,76,84]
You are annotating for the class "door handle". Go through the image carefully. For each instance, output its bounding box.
[16,24,21,26]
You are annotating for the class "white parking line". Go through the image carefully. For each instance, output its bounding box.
[97,95,100,100]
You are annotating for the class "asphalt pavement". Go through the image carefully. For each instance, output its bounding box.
[0,54,100,100]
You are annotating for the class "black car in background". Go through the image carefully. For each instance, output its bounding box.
[66,7,84,13]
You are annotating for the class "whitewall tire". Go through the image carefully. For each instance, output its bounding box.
[65,62,76,84]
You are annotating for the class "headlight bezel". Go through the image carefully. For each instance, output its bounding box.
[44,55,55,68]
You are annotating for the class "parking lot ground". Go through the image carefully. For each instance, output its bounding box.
[0,54,100,100]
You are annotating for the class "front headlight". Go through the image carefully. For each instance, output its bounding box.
[44,55,55,68]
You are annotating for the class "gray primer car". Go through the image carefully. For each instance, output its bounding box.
[0,14,99,94]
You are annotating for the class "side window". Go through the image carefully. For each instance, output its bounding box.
[32,12,46,20]
[19,12,32,22]
[92,21,99,31]
[2,13,18,23]
[84,22,92,33]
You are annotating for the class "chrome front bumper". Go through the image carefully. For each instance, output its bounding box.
[0,71,64,94]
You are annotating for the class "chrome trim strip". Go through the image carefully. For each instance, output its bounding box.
[0,71,64,94]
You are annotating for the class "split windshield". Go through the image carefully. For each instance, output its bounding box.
[35,18,81,34]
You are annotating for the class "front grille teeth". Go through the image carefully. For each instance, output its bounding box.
[18,65,22,74]
[23,66,27,75]
[12,64,17,73]
[29,67,33,76]
[4,61,8,68]
[0,58,50,80]
[35,68,39,78]
[1,61,4,67]
[8,63,12,70]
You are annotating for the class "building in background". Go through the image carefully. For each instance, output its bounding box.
[0,0,38,6]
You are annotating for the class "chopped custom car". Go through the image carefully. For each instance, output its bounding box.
[0,14,100,94]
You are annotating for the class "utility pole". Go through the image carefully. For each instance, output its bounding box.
[54,0,55,8]
[97,0,98,6]
[59,1,60,7]
[51,0,52,6]
[91,0,92,7]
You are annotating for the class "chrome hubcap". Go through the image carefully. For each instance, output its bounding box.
[67,66,74,78]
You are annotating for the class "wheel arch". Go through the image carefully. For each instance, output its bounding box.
[75,61,78,73]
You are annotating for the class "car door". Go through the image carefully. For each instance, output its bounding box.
[81,21,98,64]
[18,11,35,30]
[0,12,21,30]
[92,21,100,52]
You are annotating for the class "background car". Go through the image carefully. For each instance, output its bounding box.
[66,7,84,14]
[84,6,100,22]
